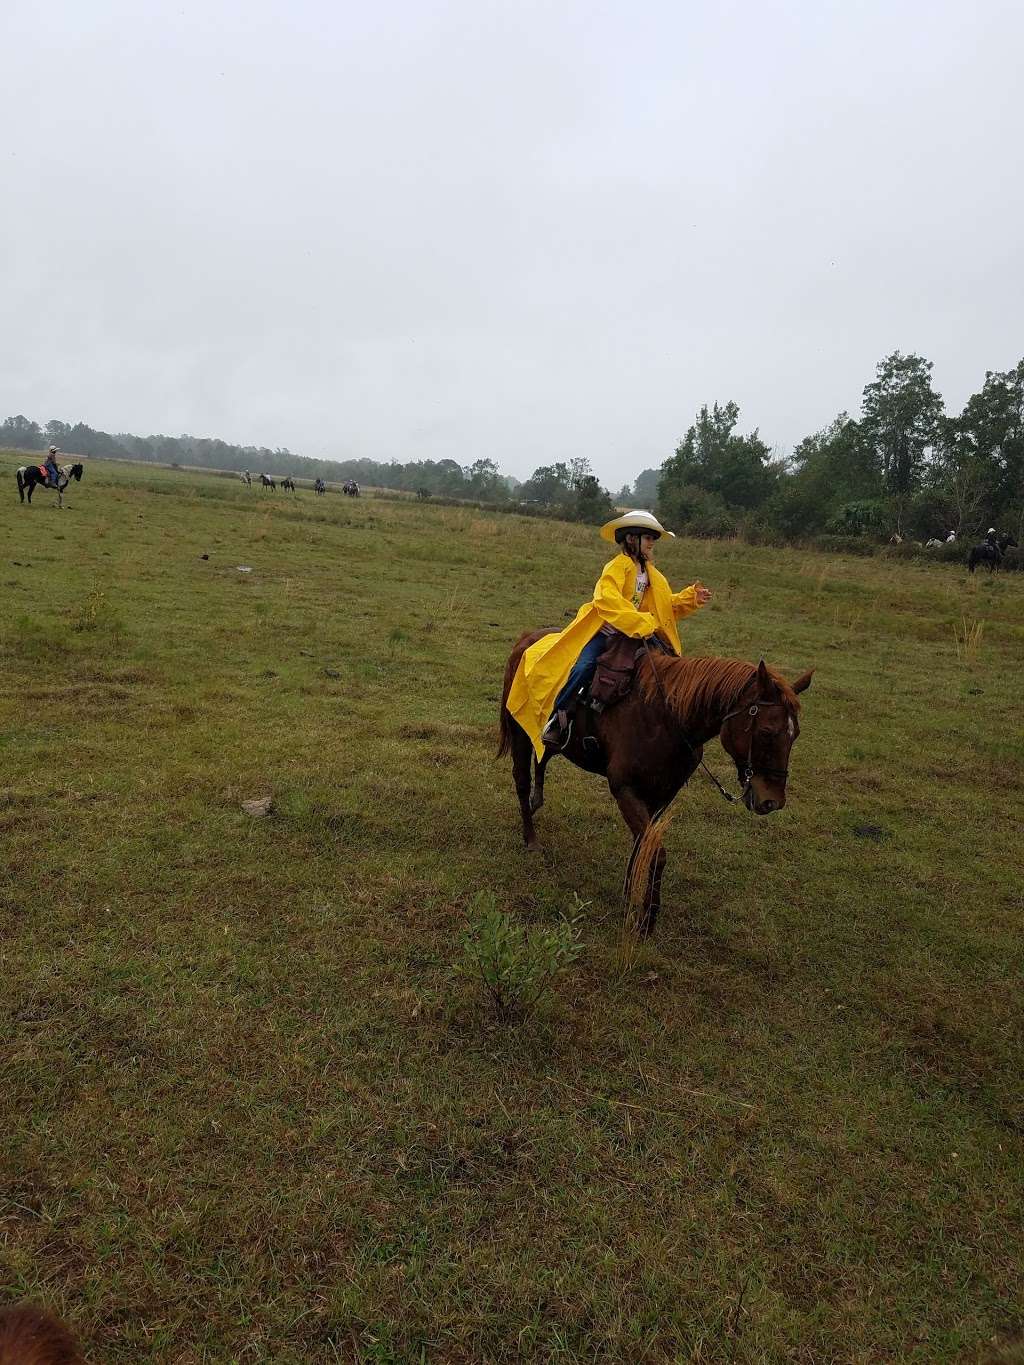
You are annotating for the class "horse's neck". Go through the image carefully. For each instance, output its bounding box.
[654,656,752,742]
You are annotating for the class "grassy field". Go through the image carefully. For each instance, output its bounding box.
[2,455,1023,1363]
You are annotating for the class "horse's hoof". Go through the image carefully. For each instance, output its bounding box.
[525,839,539,853]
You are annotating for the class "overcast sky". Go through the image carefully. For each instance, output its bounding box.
[3,0,1022,486]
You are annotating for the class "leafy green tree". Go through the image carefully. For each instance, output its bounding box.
[463,457,507,501]
[920,414,991,536]
[659,401,776,529]
[767,414,879,537]
[520,462,572,504]
[44,419,72,445]
[860,352,943,528]
[949,359,1024,533]
[571,475,614,524]
[0,415,44,450]
[632,467,661,506]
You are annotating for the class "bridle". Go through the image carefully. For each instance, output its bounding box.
[720,697,793,791]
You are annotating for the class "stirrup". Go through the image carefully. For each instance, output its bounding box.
[542,711,573,751]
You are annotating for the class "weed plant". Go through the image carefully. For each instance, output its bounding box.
[458,891,583,1018]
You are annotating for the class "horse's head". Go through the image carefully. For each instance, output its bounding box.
[720,660,813,815]
[69,464,84,481]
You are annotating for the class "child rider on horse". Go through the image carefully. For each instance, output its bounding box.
[44,446,61,487]
[507,510,712,755]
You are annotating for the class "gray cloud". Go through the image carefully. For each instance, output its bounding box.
[3,0,1022,485]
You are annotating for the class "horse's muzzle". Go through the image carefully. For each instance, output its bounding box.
[743,780,785,815]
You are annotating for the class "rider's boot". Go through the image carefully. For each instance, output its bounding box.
[541,709,573,750]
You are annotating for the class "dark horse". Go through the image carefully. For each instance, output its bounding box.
[342,480,360,497]
[314,478,327,496]
[499,636,812,932]
[968,533,1018,572]
[260,473,276,492]
[17,462,84,508]
[282,476,296,492]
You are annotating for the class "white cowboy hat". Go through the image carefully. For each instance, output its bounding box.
[600,509,675,543]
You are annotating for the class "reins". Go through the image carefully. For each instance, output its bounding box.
[641,639,739,803]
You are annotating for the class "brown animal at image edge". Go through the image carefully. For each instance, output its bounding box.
[0,1306,84,1365]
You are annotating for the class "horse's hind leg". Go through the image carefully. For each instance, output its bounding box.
[530,750,552,814]
[511,728,540,850]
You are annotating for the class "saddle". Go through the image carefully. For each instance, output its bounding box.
[588,633,673,712]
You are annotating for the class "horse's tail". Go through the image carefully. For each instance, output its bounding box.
[623,807,674,929]
[496,651,519,759]
[497,633,536,758]
[968,548,978,573]
[16,468,25,502]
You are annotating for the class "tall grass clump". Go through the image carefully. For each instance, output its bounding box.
[953,615,984,664]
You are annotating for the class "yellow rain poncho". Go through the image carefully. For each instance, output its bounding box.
[506,552,704,759]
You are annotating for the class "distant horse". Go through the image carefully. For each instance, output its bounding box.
[498,642,812,932]
[314,478,327,496]
[240,470,252,489]
[16,462,84,508]
[259,473,276,492]
[282,477,296,493]
[342,480,360,497]
[968,533,1018,573]
[925,538,944,549]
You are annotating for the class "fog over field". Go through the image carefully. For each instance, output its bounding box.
[2,0,1022,482]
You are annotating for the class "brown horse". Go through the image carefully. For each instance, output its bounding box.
[498,633,813,931]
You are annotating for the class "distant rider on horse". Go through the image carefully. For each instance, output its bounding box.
[506,510,712,755]
[44,446,61,487]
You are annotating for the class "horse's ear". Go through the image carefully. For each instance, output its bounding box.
[756,659,771,690]
[791,668,814,694]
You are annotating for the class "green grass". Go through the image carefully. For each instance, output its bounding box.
[2,454,1023,1362]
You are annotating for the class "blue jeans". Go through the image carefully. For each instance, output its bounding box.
[553,633,608,715]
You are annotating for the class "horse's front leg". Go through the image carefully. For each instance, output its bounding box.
[613,784,666,935]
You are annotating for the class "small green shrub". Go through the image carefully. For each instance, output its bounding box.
[811,534,879,557]
[459,892,583,1018]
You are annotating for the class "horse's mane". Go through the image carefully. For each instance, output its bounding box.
[638,653,800,729]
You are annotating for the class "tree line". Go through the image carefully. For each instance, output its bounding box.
[0,414,617,522]
[5,351,1022,539]
[0,416,536,506]
[625,352,1024,545]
